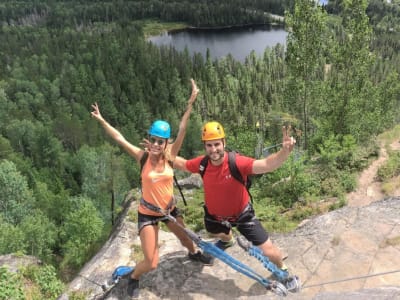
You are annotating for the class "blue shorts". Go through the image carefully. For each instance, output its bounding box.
[138,207,182,233]
[203,204,269,246]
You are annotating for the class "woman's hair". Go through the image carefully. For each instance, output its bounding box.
[164,140,173,162]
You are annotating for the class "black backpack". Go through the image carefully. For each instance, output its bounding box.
[139,151,187,206]
[199,151,253,202]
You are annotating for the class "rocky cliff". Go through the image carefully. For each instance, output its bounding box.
[56,195,400,300]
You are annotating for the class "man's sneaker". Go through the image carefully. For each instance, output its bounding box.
[127,278,140,299]
[236,235,251,251]
[283,275,301,293]
[215,238,235,251]
[188,251,214,265]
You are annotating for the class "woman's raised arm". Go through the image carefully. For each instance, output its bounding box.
[91,102,143,161]
[169,79,199,158]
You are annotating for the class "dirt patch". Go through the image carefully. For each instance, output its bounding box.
[347,139,400,207]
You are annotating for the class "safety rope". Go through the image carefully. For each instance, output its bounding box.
[302,269,400,289]
[78,274,103,287]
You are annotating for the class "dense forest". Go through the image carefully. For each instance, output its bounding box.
[0,0,400,298]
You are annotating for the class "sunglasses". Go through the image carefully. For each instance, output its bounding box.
[149,136,166,146]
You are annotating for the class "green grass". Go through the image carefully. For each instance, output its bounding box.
[378,124,400,147]
[140,19,188,38]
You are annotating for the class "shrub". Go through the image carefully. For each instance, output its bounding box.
[320,177,344,197]
[0,267,25,300]
[22,265,64,300]
[257,152,320,208]
[339,171,357,192]
[253,200,298,233]
[377,152,400,180]
[60,197,104,271]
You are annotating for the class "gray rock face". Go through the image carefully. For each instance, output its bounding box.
[176,173,203,189]
[53,196,400,300]
[275,196,400,300]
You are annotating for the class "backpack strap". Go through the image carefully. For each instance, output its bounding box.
[171,168,187,206]
[227,151,246,187]
[227,151,253,203]
[140,151,149,173]
[199,155,209,177]
[139,151,187,206]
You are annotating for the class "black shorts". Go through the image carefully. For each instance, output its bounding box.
[138,207,182,233]
[203,204,269,246]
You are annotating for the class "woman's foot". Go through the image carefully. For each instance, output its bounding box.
[127,278,140,299]
[188,250,214,265]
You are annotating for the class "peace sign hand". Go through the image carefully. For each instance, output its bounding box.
[91,102,104,122]
[282,125,296,153]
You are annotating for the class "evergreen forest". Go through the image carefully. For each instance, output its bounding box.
[0,0,399,298]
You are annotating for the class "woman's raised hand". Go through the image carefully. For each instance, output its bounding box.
[188,78,199,105]
[91,102,104,122]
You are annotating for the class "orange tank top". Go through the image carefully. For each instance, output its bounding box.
[139,157,174,216]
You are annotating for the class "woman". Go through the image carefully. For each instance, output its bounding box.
[91,79,212,299]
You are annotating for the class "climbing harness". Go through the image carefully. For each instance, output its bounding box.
[204,203,254,227]
[140,197,176,216]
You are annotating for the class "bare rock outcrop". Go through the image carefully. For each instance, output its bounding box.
[55,196,400,300]
[176,173,203,189]
[0,254,42,272]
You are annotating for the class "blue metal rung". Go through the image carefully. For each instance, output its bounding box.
[236,235,289,282]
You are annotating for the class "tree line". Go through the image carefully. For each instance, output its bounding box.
[0,0,399,286]
[1,0,288,27]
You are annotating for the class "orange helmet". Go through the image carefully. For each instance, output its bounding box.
[201,121,225,141]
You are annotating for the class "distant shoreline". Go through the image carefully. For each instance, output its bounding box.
[174,23,284,33]
[143,18,285,39]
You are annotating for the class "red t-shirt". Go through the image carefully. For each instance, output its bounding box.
[186,153,255,217]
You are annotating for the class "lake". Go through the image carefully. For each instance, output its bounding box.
[148,26,287,63]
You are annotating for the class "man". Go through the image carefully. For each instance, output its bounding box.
[173,121,296,269]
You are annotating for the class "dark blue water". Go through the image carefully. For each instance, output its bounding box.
[148,26,287,63]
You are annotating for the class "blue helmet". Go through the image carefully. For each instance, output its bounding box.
[148,120,171,139]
